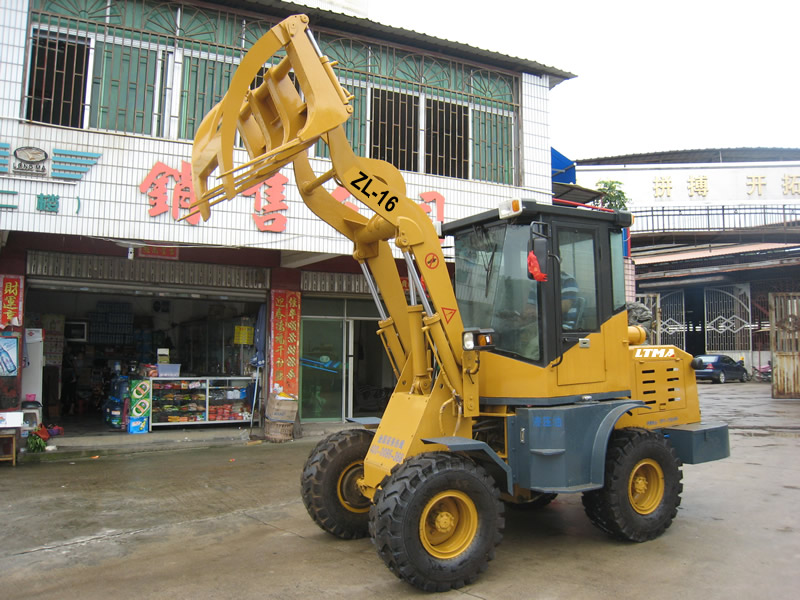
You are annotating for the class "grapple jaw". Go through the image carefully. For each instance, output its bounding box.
[189,14,352,220]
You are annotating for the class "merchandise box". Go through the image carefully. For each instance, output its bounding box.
[0,411,24,428]
[266,393,298,422]
[128,417,149,434]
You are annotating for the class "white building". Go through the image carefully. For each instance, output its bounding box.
[0,0,573,423]
[577,148,800,372]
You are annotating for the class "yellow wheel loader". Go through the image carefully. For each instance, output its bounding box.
[189,15,729,593]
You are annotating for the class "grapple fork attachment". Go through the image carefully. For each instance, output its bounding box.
[189,14,352,220]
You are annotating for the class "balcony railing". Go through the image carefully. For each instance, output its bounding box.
[631,204,800,234]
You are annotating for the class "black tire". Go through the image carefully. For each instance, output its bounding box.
[716,371,726,384]
[582,428,682,542]
[369,452,504,592]
[742,371,750,382]
[301,428,375,539]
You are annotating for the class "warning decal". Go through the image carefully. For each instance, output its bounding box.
[441,307,457,324]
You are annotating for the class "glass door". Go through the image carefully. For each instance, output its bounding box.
[299,319,345,420]
[350,319,392,417]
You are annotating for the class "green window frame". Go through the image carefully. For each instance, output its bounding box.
[90,41,161,135]
[318,34,518,184]
[27,0,518,185]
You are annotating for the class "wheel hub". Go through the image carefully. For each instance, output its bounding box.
[633,474,649,495]
[419,490,479,559]
[433,510,456,533]
[337,461,370,513]
[628,458,665,515]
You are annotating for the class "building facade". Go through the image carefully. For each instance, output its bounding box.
[0,0,572,422]
[577,149,800,373]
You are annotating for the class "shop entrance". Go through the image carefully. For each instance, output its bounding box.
[299,317,391,421]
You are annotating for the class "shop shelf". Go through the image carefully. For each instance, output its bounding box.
[149,376,254,430]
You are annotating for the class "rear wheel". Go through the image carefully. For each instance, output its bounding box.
[582,428,682,542]
[301,428,374,539]
[716,371,726,384]
[369,452,504,592]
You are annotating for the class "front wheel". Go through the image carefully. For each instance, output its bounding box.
[582,428,682,542]
[369,452,504,592]
[301,428,375,539]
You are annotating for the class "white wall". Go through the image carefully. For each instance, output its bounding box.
[0,2,554,254]
[577,162,800,209]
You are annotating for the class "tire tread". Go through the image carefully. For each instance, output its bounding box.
[301,428,374,539]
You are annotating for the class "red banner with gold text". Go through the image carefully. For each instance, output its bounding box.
[1,275,24,328]
[269,290,301,396]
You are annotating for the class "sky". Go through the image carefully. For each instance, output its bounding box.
[362,0,798,160]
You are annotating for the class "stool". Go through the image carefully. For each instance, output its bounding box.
[21,408,42,438]
[0,433,17,466]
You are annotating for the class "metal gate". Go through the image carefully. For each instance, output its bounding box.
[660,290,686,350]
[634,293,661,344]
[704,284,752,364]
[769,292,800,398]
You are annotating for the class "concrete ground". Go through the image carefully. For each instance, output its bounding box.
[0,382,799,599]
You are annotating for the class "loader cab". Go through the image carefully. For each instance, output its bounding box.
[445,201,631,366]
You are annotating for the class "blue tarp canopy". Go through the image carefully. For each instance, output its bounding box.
[551,148,576,184]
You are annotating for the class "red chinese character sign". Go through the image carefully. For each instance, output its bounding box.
[1,275,24,328]
[138,246,179,260]
[140,163,447,234]
[269,290,301,396]
[140,161,202,226]
[245,172,290,232]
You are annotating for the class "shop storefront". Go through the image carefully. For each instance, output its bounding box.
[0,0,566,433]
[0,236,402,429]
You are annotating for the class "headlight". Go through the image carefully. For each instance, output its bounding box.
[462,328,496,351]
[498,198,523,219]
[463,333,475,350]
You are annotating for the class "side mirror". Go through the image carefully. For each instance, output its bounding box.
[527,221,549,282]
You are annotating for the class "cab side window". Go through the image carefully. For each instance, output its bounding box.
[558,229,598,331]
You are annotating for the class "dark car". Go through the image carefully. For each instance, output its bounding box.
[692,354,750,383]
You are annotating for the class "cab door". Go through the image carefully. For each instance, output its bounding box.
[552,224,607,386]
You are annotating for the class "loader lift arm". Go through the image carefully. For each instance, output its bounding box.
[189,15,471,445]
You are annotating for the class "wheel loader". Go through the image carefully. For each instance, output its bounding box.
[188,15,730,592]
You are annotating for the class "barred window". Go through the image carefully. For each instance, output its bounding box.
[320,36,518,184]
[371,89,419,173]
[26,31,89,129]
[26,1,518,184]
[27,0,274,138]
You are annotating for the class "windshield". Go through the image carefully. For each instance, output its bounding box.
[695,356,718,365]
[453,223,541,362]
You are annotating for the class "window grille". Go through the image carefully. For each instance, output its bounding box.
[26,1,519,184]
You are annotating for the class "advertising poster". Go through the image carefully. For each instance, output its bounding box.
[129,379,152,434]
[269,290,300,396]
[0,336,19,376]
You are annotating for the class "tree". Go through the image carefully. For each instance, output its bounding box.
[595,180,630,210]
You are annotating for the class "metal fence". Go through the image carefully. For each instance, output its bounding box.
[632,204,800,234]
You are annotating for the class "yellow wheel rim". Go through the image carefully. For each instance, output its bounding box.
[628,458,665,515]
[336,460,370,514]
[419,490,478,559]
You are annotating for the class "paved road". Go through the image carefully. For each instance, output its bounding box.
[1,382,799,599]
